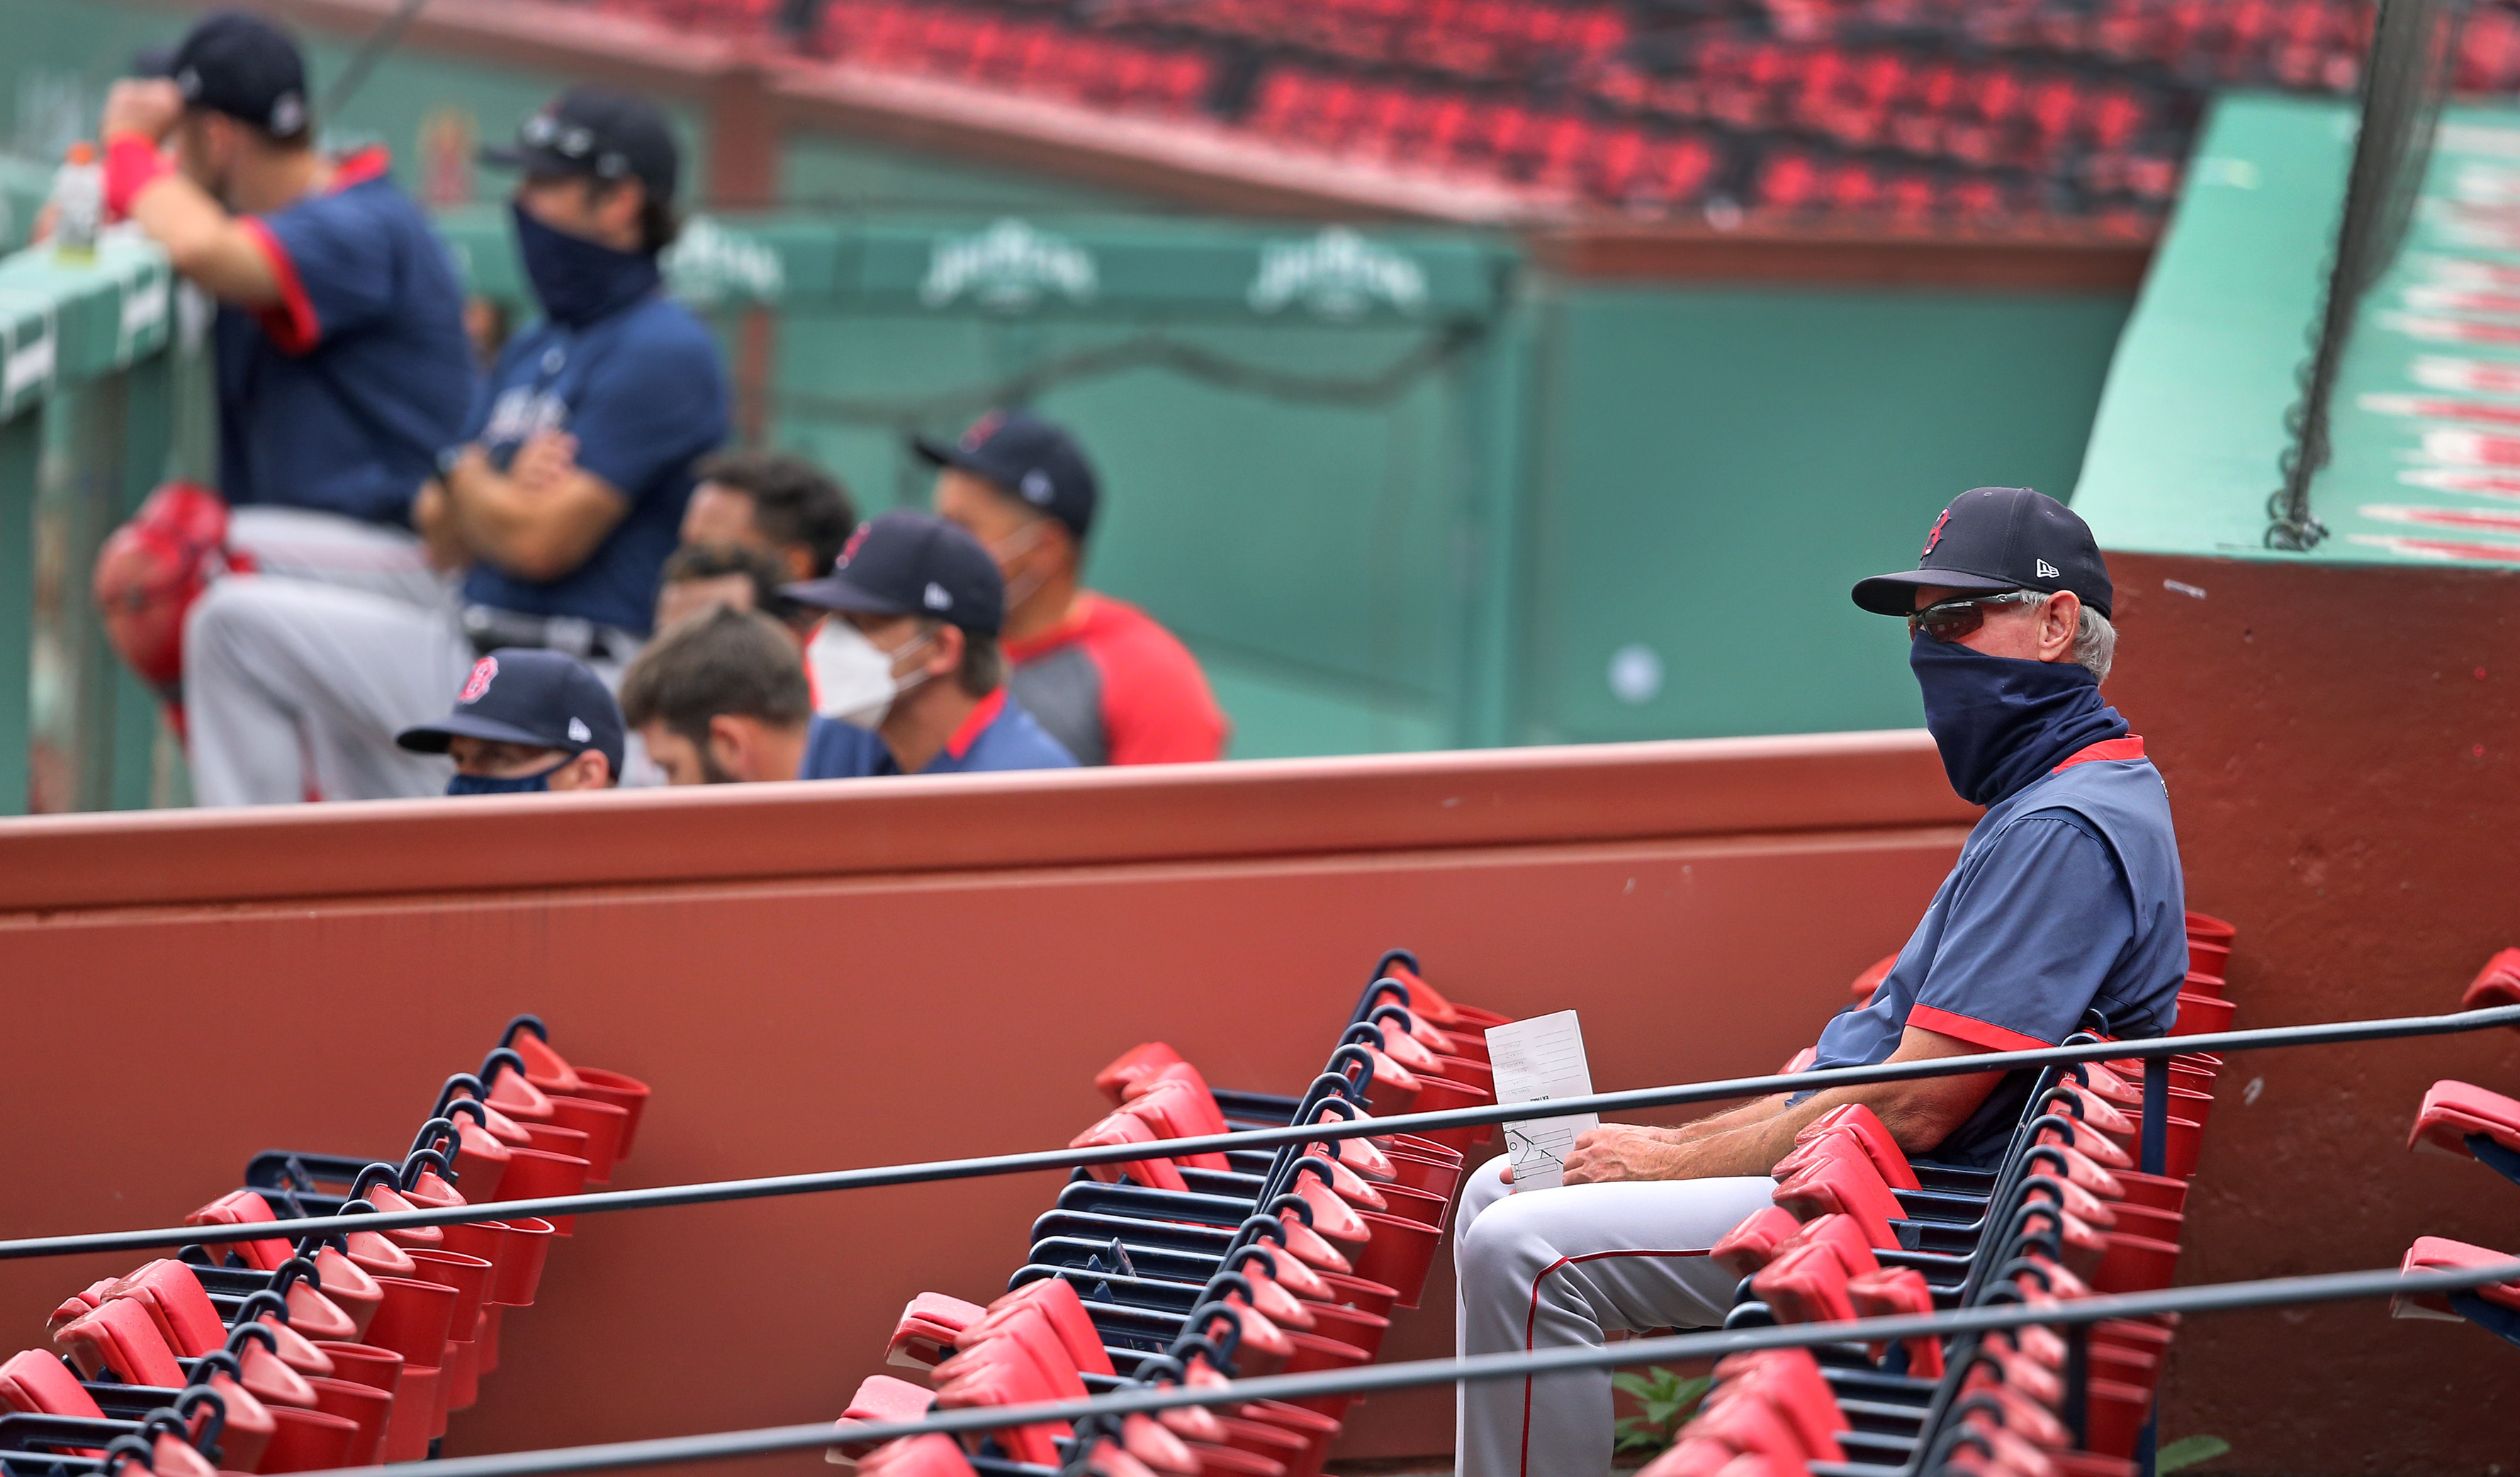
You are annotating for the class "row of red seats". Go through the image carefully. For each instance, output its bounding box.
[1755,0,2372,83]
[836,954,1514,1476]
[2393,951,2520,1343]
[1667,912,2241,1477]
[1242,69,1726,203]
[818,0,1215,114]
[1593,45,2174,164]
[0,1024,648,1476]
[1094,0,1628,85]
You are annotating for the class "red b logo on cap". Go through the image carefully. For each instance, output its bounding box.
[1921,509,1952,558]
[459,656,497,704]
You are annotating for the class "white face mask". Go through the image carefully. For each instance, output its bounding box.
[805,620,901,728]
[806,620,940,727]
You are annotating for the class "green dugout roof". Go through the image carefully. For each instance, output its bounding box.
[2075,93,2520,569]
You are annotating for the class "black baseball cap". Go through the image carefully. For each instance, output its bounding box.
[167,11,310,140]
[481,87,680,205]
[1852,487,2114,620]
[782,510,1006,635]
[914,410,1100,541]
[396,648,626,780]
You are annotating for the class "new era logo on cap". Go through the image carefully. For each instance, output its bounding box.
[2037,559,2061,578]
[1019,469,1054,505]
[568,717,592,743]
[923,581,952,611]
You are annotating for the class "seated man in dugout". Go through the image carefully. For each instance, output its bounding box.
[653,543,789,636]
[394,648,624,795]
[618,606,815,785]
[1450,488,2190,1477]
[782,511,1079,778]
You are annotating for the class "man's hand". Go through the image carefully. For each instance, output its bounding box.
[101,80,184,144]
[510,431,580,493]
[413,478,471,573]
[1563,1124,1689,1186]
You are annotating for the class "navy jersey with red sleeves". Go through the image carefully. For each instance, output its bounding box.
[1796,740,2188,1167]
[213,150,473,527]
[459,292,728,635]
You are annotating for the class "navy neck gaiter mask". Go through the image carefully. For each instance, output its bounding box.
[446,759,566,797]
[1911,636,2128,806]
[512,203,661,329]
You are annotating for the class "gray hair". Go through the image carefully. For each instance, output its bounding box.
[2071,604,2117,683]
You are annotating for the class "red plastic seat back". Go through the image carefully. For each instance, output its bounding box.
[1093,1043,1185,1105]
[1069,1111,1188,1192]
[54,1298,186,1387]
[185,1190,293,1272]
[0,1349,106,1418]
[2463,948,2520,1013]
[1711,1206,1803,1277]
[985,1279,1117,1378]
[105,1261,230,1358]
[1770,1155,1904,1249]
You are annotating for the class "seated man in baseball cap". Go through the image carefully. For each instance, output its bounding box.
[395,648,624,794]
[1447,487,2188,1477]
[783,511,1078,777]
[923,411,1227,765]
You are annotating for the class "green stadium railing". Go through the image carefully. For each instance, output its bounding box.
[0,226,204,815]
[0,201,1521,812]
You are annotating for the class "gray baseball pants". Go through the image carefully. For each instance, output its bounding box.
[1452,1157,1779,1477]
[184,507,471,807]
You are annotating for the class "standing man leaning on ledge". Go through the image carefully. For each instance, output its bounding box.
[1449,487,2190,1477]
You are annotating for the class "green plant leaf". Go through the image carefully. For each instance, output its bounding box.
[2156,1436,2232,1473]
[1611,1373,1659,1401]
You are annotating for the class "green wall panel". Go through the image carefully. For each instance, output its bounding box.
[1525,283,2132,745]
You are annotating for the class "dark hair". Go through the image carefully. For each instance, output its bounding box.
[619,607,811,750]
[923,621,1003,699]
[659,541,787,618]
[692,451,858,579]
[561,174,677,254]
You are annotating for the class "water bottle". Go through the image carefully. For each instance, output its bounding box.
[51,142,104,261]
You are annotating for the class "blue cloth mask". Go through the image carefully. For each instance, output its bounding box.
[511,202,660,329]
[446,758,569,796]
[1910,635,2128,806]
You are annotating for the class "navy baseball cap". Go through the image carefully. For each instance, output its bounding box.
[914,411,1100,541]
[782,510,1006,635]
[395,648,627,780]
[167,11,310,140]
[1852,487,2114,620]
[482,87,680,205]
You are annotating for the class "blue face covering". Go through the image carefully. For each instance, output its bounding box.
[1910,635,2128,806]
[511,201,660,329]
[446,758,569,797]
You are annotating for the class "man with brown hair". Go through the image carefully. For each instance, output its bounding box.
[617,607,813,785]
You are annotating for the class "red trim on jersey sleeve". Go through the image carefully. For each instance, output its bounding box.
[2052,736,2144,773]
[328,146,392,191]
[1905,1004,2054,1054]
[237,216,321,355]
[944,687,1008,760]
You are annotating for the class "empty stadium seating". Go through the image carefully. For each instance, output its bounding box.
[556,0,2520,228]
[0,1019,649,1476]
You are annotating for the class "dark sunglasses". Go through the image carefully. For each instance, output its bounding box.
[1907,589,2047,643]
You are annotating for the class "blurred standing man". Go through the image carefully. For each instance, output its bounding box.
[783,511,1077,777]
[923,412,1228,765]
[93,11,477,803]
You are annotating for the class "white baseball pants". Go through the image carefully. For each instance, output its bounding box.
[1452,1157,1779,1477]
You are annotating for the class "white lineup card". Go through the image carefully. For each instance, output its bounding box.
[1486,1010,1597,1192]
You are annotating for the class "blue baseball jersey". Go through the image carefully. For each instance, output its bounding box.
[799,690,1079,778]
[459,294,728,635]
[215,150,473,527]
[1797,740,2188,1167]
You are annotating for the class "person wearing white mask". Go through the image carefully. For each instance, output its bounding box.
[782,511,1078,777]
